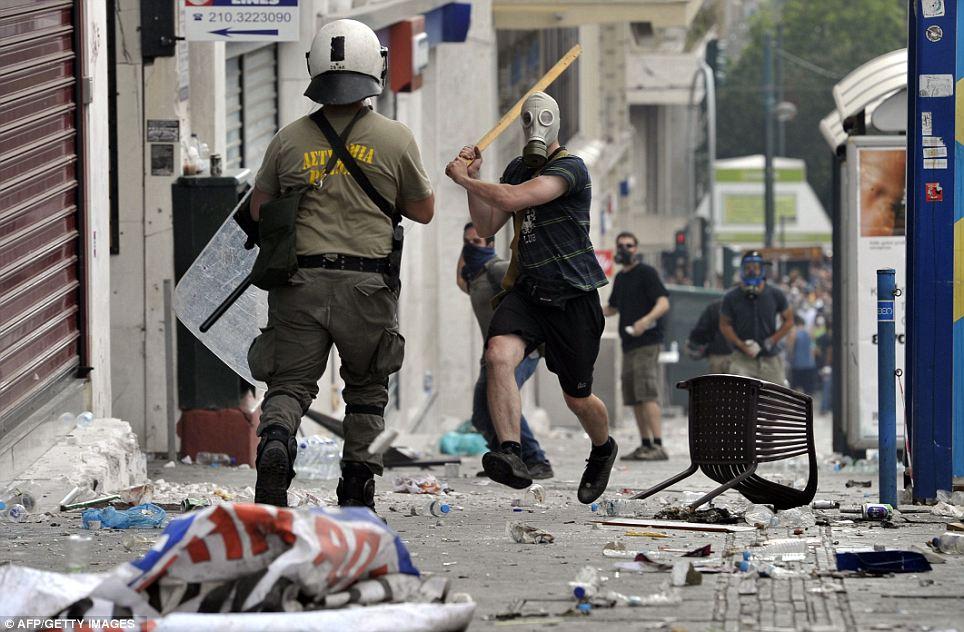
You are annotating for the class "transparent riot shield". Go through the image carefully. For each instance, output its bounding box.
[174,190,267,389]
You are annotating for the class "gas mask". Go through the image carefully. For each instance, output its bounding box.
[739,252,766,298]
[521,92,560,169]
[614,246,634,265]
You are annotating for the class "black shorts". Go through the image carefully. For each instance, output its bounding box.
[486,288,604,398]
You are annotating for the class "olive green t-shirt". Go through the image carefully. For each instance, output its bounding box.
[255,109,433,258]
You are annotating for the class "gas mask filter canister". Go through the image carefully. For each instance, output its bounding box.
[521,92,560,169]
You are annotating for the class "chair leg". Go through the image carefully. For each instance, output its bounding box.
[686,462,759,511]
[630,463,699,501]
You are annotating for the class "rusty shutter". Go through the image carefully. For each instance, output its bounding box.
[0,1,82,422]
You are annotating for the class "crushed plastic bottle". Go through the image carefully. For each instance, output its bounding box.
[744,503,777,527]
[932,532,964,554]
[568,565,600,600]
[1,485,36,513]
[775,507,816,528]
[679,491,710,509]
[605,588,682,606]
[426,500,451,518]
[512,484,546,508]
[76,411,94,428]
[603,498,649,517]
[196,452,235,467]
[1,503,27,523]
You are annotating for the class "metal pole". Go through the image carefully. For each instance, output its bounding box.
[163,279,177,462]
[763,32,776,248]
[775,24,785,156]
[876,268,897,507]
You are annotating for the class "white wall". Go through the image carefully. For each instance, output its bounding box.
[84,0,112,416]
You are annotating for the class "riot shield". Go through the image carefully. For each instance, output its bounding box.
[174,191,267,389]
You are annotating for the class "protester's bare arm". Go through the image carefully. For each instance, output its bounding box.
[633,296,669,334]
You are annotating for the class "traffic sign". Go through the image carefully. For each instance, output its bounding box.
[182,0,300,42]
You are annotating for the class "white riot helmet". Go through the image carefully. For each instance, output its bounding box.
[305,19,387,105]
[520,92,561,168]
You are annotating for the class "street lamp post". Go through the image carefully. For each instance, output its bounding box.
[763,31,776,248]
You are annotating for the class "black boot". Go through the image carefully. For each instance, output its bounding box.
[255,425,297,507]
[337,461,376,512]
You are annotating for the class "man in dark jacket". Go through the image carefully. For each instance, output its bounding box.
[687,300,733,374]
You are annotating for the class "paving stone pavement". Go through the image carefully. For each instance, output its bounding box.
[0,411,961,630]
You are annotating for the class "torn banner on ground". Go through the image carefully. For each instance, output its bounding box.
[0,503,474,630]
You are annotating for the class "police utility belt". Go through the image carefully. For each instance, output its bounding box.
[236,107,403,292]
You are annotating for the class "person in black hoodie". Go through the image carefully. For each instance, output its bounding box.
[687,300,733,374]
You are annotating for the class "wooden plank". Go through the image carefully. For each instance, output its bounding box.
[594,518,757,533]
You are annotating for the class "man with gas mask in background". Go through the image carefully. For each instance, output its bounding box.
[444,92,616,504]
[719,251,794,385]
[456,223,553,479]
[247,19,435,510]
[603,232,671,461]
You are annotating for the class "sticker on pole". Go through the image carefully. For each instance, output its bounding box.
[925,182,943,201]
[183,0,300,42]
[877,300,895,323]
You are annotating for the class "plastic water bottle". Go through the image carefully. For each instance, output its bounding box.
[58,412,75,427]
[0,502,28,523]
[933,532,964,554]
[569,566,600,600]
[196,452,234,467]
[295,439,316,479]
[76,411,94,428]
[426,500,451,518]
[322,439,341,480]
[66,534,92,572]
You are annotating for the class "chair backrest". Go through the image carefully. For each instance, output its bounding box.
[683,374,759,465]
[754,381,813,463]
[681,374,814,466]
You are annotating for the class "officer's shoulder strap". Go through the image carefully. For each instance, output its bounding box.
[310,107,399,224]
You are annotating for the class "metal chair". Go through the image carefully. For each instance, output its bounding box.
[632,374,818,511]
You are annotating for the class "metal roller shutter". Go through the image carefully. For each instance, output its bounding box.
[224,44,278,172]
[0,0,82,423]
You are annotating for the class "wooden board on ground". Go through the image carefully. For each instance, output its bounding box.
[594,518,757,533]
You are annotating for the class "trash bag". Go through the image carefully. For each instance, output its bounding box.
[82,503,167,529]
[438,432,487,456]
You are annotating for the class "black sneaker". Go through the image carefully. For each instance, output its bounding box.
[577,438,618,504]
[482,449,533,489]
[526,460,555,480]
[337,462,376,511]
[255,426,297,507]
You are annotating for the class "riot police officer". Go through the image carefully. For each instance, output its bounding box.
[249,19,434,509]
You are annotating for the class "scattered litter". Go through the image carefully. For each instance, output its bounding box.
[654,506,738,524]
[753,538,807,562]
[931,532,964,554]
[81,503,166,530]
[507,522,554,544]
[683,544,713,557]
[947,522,964,532]
[613,553,671,573]
[438,431,487,456]
[845,479,872,488]
[180,455,192,465]
[393,474,443,495]
[744,503,777,528]
[670,561,702,586]
[836,551,932,574]
[624,530,670,539]
[238,463,250,470]
[603,588,682,607]
[811,500,839,510]
[936,490,964,505]
[512,484,546,508]
[808,581,845,594]
[163,461,176,469]
[601,498,650,517]
[568,566,600,600]
[931,501,964,520]
[775,507,816,528]
[117,483,154,505]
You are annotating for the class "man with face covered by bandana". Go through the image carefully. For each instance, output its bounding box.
[719,251,794,385]
[444,92,615,504]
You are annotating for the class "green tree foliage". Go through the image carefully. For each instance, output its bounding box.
[716,0,906,212]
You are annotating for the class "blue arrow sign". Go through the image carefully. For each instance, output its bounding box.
[209,28,279,37]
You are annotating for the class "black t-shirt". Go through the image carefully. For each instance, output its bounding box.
[720,284,789,357]
[608,263,669,351]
